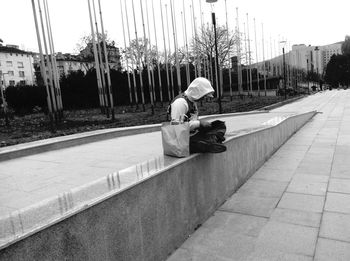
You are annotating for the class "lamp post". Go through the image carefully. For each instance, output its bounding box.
[0,73,9,126]
[206,0,222,114]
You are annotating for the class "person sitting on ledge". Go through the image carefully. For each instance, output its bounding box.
[168,77,227,153]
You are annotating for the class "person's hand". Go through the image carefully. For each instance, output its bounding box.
[200,120,211,129]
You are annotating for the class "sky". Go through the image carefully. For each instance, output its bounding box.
[1,0,349,61]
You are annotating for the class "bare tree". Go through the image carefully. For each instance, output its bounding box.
[123,38,158,70]
[191,24,237,67]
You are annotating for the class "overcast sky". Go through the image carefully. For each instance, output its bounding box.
[1,0,349,59]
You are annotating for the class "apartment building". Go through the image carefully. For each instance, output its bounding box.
[0,44,35,86]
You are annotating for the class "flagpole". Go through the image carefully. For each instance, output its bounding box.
[98,0,114,119]
[244,22,250,94]
[152,0,163,105]
[182,0,190,86]
[131,0,145,111]
[124,0,139,107]
[160,0,171,102]
[31,0,54,126]
[140,0,154,114]
[42,0,59,113]
[37,0,57,117]
[165,4,175,99]
[92,0,108,115]
[253,18,260,96]
[261,22,267,96]
[170,0,182,94]
[236,7,242,95]
[224,0,232,100]
[119,0,133,106]
[246,13,252,96]
[44,0,63,116]
[87,0,104,111]
[190,0,199,78]
[145,0,156,104]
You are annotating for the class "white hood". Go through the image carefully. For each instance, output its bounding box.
[184,77,214,101]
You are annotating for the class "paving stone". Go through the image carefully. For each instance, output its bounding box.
[324,192,350,214]
[251,167,295,182]
[319,211,350,242]
[270,208,321,228]
[247,249,313,261]
[177,212,267,261]
[315,238,350,261]
[328,178,350,194]
[287,175,328,196]
[295,161,332,176]
[219,194,279,218]
[277,192,325,213]
[167,247,233,261]
[235,179,288,198]
[254,221,318,256]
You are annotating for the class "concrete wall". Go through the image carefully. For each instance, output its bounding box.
[0,111,316,261]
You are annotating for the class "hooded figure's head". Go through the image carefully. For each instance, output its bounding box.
[184,77,215,101]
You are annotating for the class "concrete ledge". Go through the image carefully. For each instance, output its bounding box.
[0,110,268,162]
[0,110,316,260]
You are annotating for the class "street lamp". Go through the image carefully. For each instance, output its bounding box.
[0,73,9,126]
[206,0,222,114]
[280,41,287,99]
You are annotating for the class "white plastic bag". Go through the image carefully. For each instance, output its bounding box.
[161,121,190,157]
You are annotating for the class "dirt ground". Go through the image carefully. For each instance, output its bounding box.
[0,95,289,147]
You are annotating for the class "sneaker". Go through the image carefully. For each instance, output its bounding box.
[191,141,227,153]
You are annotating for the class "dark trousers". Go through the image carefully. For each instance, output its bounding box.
[190,120,226,153]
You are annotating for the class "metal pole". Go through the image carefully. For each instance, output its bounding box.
[170,0,182,94]
[261,22,267,96]
[160,0,171,102]
[182,0,190,86]
[98,0,115,119]
[92,0,108,115]
[145,0,156,104]
[124,0,139,106]
[44,0,63,115]
[236,7,242,95]
[38,0,58,116]
[253,18,260,96]
[31,0,53,122]
[87,0,104,111]
[246,13,252,95]
[131,0,146,111]
[165,4,175,100]
[224,0,232,100]
[140,0,154,114]
[283,47,286,99]
[120,0,133,105]
[0,74,9,126]
[212,12,222,114]
[152,0,163,104]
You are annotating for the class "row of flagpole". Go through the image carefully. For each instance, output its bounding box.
[32,0,294,123]
[31,0,63,126]
[87,0,115,119]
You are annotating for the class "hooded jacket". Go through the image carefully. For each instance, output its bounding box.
[170,77,214,130]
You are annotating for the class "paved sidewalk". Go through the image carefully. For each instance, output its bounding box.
[168,90,350,260]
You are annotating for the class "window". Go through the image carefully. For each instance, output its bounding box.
[6,61,13,67]
[17,62,24,68]
[19,71,25,77]
[9,80,15,86]
[8,71,14,76]
[19,80,26,86]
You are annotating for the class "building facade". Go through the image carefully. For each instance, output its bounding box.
[0,44,35,86]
